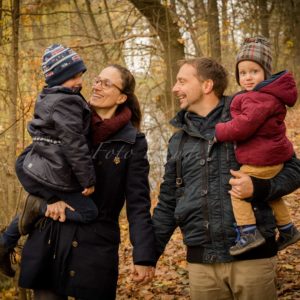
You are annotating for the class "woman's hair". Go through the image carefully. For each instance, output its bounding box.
[108,64,142,130]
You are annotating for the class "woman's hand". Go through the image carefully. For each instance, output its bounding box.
[229,169,254,199]
[131,265,155,284]
[45,201,75,222]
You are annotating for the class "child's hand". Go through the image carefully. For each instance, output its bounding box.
[82,186,95,196]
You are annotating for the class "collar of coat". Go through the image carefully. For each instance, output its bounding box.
[42,85,83,95]
[169,96,227,140]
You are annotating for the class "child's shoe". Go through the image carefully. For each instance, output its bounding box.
[18,194,45,235]
[0,237,15,277]
[277,224,300,251]
[230,227,266,256]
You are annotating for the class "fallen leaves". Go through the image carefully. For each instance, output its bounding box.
[117,224,190,299]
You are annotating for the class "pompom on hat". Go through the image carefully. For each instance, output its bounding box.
[42,44,87,87]
[235,36,272,85]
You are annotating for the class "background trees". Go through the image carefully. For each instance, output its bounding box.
[0,0,300,298]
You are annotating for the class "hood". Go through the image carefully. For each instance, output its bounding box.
[38,86,85,104]
[255,70,298,107]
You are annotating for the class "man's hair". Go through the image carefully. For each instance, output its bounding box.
[178,58,228,98]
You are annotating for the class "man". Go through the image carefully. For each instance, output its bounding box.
[152,57,300,300]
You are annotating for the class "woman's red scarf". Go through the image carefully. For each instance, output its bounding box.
[91,106,132,145]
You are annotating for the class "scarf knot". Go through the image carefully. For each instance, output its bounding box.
[91,106,132,145]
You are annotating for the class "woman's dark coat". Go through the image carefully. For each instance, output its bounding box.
[19,122,156,299]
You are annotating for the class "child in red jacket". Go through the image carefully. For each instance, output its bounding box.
[215,36,300,256]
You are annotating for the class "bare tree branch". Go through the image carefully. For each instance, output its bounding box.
[85,0,109,61]
[0,103,32,136]
[73,33,157,49]
[73,0,89,35]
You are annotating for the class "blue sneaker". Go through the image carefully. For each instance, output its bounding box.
[277,225,300,251]
[230,229,266,256]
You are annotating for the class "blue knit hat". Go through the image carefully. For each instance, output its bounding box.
[42,44,87,87]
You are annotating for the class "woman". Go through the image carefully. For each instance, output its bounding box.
[18,64,156,299]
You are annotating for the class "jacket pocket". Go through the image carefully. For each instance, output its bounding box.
[174,187,187,225]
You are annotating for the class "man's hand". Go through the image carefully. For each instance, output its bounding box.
[45,201,75,222]
[82,186,95,196]
[131,265,155,284]
[229,169,254,199]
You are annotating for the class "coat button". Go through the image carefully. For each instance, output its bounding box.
[199,159,206,166]
[69,270,76,277]
[72,241,78,247]
[201,190,207,196]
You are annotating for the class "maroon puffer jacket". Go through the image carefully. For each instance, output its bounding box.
[215,70,297,165]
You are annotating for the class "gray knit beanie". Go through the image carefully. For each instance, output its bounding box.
[235,36,272,85]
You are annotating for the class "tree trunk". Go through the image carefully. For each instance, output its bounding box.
[73,0,89,37]
[85,0,109,62]
[292,0,300,84]
[221,0,229,56]
[7,0,19,216]
[259,0,270,37]
[178,0,204,57]
[0,0,3,45]
[272,9,282,71]
[207,0,222,62]
[292,0,300,62]
[18,287,28,300]
[103,0,125,65]
[129,0,185,117]
[229,0,236,46]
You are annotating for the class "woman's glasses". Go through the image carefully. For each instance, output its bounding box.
[93,77,123,92]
